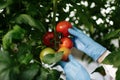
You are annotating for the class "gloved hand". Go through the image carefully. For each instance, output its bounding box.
[68,27,106,61]
[59,55,90,80]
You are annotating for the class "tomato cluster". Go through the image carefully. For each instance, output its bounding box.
[40,21,73,61]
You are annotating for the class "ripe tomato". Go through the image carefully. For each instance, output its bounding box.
[43,32,54,47]
[58,47,71,61]
[56,21,72,37]
[60,37,73,49]
[40,47,55,61]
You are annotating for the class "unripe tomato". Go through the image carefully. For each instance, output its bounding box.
[58,47,71,61]
[43,32,54,47]
[60,37,73,49]
[56,21,72,37]
[40,47,55,61]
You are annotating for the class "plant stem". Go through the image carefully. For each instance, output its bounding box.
[118,37,120,47]
[53,0,58,50]
[53,0,57,31]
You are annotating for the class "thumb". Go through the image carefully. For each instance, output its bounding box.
[59,54,73,68]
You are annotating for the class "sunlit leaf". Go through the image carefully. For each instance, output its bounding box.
[0,0,13,9]
[2,25,25,50]
[15,14,46,32]
[2,25,24,49]
[103,29,120,40]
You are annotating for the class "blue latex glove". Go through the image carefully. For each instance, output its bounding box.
[68,27,106,61]
[59,55,90,80]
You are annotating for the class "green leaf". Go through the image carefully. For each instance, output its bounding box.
[103,29,120,40]
[19,64,39,80]
[17,43,31,55]
[43,52,63,64]
[2,25,25,50]
[0,51,19,80]
[116,66,120,80]
[11,25,25,39]
[17,43,32,64]
[2,32,12,50]
[92,66,106,76]
[102,49,120,67]
[48,69,62,80]
[0,0,13,9]
[36,67,49,80]
[18,53,33,65]
[15,14,46,32]
[36,67,62,80]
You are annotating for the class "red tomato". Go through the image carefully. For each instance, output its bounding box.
[56,21,72,37]
[58,47,71,61]
[60,37,73,49]
[43,32,54,47]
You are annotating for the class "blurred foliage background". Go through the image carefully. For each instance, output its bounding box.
[0,0,120,80]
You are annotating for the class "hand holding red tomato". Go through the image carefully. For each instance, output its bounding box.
[41,21,73,61]
[56,21,73,61]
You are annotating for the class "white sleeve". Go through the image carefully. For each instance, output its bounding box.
[101,64,118,80]
[98,50,118,80]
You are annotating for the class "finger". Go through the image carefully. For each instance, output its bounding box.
[69,27,92,45]
[69,26,85,35]
[68,54,81,66]
[68,28,85,39]
[73,38,85,51]
[72,26,83,33]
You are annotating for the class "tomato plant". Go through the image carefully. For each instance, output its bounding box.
[56,21,72,37]
[0,0,120,80]
[60,37,73,49]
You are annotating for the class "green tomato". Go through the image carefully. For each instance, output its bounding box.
[40,47,55,61]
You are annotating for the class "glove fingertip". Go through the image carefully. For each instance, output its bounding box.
[68,27,84,38]
[68,28,78,36]
[68,28,74,33]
